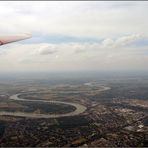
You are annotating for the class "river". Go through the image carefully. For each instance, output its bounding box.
[0,86,110,119]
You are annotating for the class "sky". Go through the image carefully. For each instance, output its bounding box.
[0,1,148,72]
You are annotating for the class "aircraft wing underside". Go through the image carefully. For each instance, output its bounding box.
[0,34,31,46]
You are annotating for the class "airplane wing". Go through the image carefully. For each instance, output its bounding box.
[0,34,31,46]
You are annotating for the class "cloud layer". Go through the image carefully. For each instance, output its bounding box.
[0,1,148,72]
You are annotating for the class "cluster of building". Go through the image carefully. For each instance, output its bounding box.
[0,83,148,147]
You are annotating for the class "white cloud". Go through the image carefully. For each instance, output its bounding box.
[32,44,58,55]
[0,1,148,38]
[115,34,143,47]
[0,2,148,71]
[102,34,143,48]
[0,33,147,72]
[102,38,114,47]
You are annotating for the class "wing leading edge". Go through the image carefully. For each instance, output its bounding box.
[0,34,31,46]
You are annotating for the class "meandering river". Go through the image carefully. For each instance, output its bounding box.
[0,86,110,118]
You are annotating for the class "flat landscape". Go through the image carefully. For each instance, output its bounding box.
[0,74,147,147]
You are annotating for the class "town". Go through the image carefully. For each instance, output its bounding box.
[0,77,147,147]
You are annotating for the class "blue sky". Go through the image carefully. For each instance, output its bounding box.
[23,35,100,44]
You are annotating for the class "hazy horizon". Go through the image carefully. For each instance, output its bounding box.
[0,70,148,81]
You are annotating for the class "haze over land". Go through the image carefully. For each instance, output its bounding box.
[0,1,148,72]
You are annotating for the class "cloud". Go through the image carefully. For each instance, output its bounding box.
[0,1,148,38]
[0,2,148,71]
[102,38,114,47]
[0,39,148,71]
[33,44,58,55]
[102,34,143,48]
[115,34,143,47]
